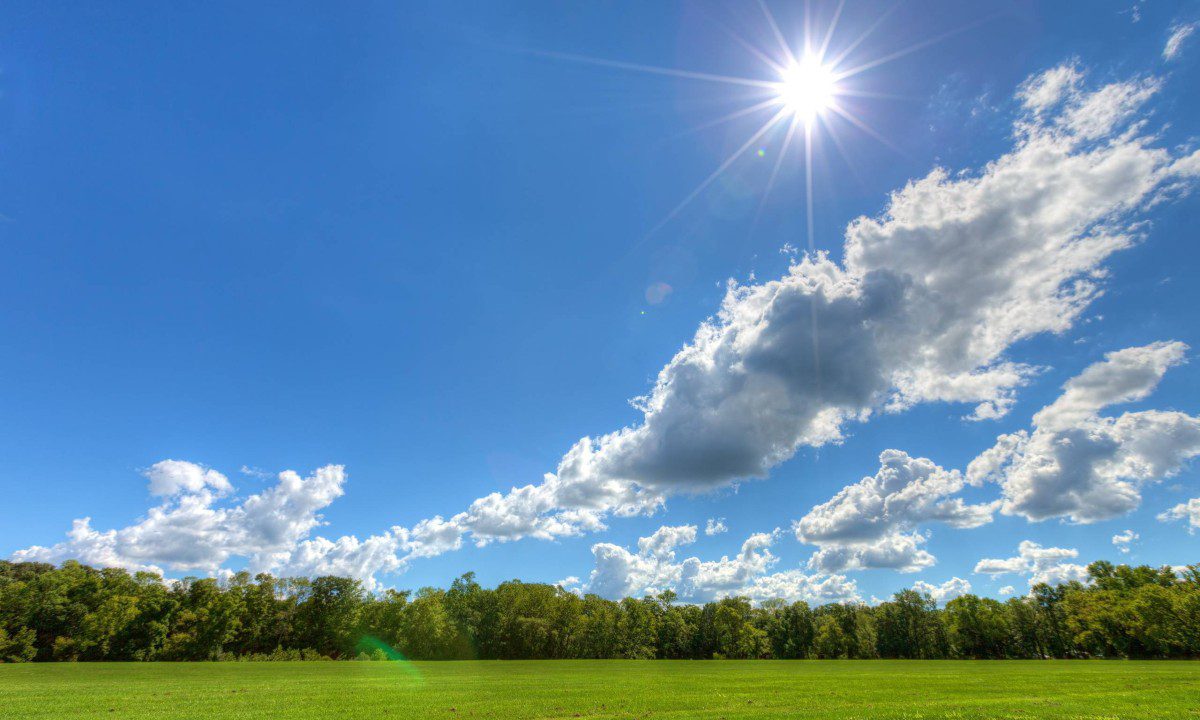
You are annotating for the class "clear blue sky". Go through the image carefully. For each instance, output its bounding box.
[3,0,1199,604]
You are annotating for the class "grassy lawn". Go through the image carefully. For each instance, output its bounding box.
[2,660,1198,719]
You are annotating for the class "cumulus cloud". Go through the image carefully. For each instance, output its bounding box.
[145,459,232,497]
[1164,22,1196,60]
[14,463,348,579]
[581,525,859,604]
[912,576,972,604]
[705,518,729,535]
[1159,498,1200,532]
[974,541,1090,588]
[998,585,1015,596]
[1112,529,1139,553]
[795,450,995,573]
[968,342,1200,523]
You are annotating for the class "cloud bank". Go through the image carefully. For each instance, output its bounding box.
[571,524,860,604]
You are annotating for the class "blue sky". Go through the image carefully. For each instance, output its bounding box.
[3,0,1200,604]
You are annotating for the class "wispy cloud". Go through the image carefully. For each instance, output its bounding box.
[1164,22,1196,60]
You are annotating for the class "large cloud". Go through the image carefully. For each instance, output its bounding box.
[795,450,995,573]
[967,342,1200,523]
[574,524,860,605]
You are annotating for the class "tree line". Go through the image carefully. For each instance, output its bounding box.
[1,558,1197,662]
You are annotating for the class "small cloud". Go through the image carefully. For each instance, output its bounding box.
[705,518,728,536]
[1165,22,1197,60]
[998,585,1015,596]
[1159,498,1200,533]
[1121,1,1144,24]
[912,577,972,604]
[1112,529,1139,553]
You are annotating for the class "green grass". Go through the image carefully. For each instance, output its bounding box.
[2,660,1198,719]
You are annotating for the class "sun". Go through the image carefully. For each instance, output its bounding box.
[776,55,837,123]
[529,1,955,240]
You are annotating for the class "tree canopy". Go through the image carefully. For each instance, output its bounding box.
[2,559,1198,662]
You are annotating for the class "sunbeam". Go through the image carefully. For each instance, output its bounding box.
[648,106,793,237]
[523,3,991,241]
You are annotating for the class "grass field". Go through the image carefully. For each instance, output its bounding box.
[2,660,1198,719]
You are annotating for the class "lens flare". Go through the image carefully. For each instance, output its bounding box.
[355,636,424,684]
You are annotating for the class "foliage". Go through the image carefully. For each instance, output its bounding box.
[1,558,1198,662]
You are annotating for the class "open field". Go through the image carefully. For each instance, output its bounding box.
[2,660,1198,719]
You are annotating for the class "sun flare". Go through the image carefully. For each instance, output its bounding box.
[776,55,837,122]
[528,1,950,240]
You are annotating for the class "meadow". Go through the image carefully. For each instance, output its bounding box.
[2,660,1198,719]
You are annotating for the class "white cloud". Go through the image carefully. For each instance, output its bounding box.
[1112,529,1139,553]
[144,459,231,497]
[1016,63,1082,114]
[795,450,995,573]
[1164,22,1196,60]
[737,570,862,606]
[1159,497,1200,532]
[705,518,728,535]
[998,585,1015,596]
[974,540,1090,588]
[968,342,1200,523]
[912,576,972,604]
[14,463,348,578]
[275,532,404,590]
[581,525,859,604]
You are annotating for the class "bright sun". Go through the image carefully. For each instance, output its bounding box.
[776,55,837,123]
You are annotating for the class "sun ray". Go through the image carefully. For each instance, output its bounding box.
[803,0,814,56]
[670,97,783,142]
[804,123,816,252]
[757,0,797,67]
[824,2,900,69]
[821,111,873,193]
[804,120,823,403]
[817,0,846,62]
[749,113,804,236]
[713,19,789,76]
[832,13,1001,82]
[825,102,908,157]
[524,48,777,89]
[646,106,792,238]
[832,88,914,101]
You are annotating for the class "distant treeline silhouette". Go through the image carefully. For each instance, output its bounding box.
[1,559,1197,662]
